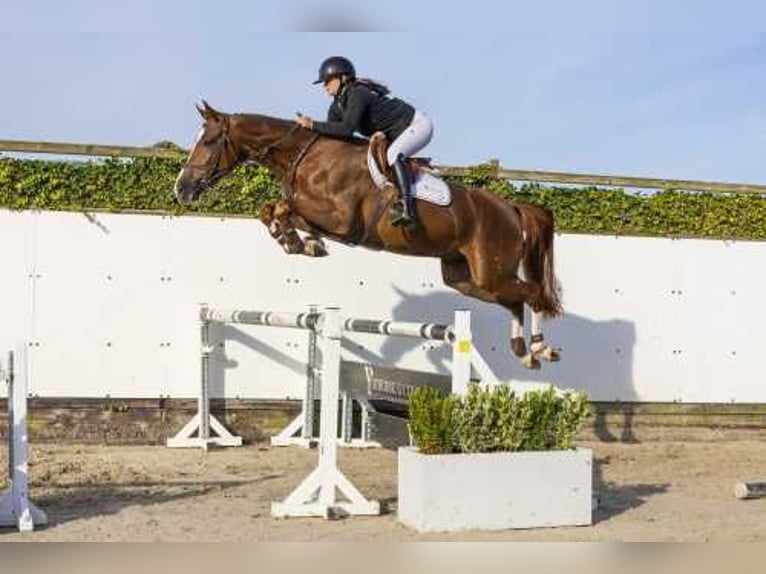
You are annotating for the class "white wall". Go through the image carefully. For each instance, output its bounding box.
[1,208,763,403]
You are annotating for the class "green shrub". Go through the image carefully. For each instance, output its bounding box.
[407,386,460,455]
[409,384,590,455]
[2,156,766,240]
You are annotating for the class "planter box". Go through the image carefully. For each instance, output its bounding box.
[398,446,592,532]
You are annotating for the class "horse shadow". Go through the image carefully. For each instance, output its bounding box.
[366,288,640,442]
[592,456,670,523]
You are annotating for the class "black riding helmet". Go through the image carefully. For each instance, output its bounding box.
[313,56,356,84]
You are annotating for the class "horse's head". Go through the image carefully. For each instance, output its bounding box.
[174,100,241,204]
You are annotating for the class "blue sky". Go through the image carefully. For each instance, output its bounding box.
[2,0,765,184]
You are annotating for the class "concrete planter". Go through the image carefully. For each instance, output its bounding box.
[398,446,592,532]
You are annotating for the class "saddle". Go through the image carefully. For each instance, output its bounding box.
[367,132,437,189]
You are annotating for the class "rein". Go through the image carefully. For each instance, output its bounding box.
[249,124,320,201]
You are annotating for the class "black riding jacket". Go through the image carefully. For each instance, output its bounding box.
[311,82,415,142]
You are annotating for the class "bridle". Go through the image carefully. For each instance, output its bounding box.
[186,117,238,191]
[189,117,320,201]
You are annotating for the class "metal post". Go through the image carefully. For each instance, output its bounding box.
[7,351,14,482]
[199,320,211,442]
[302,304,318,441]
[341,390,354,444]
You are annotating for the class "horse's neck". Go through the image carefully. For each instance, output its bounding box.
[234,115,309,178]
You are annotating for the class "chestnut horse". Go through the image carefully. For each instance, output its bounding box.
[174,101,562,368]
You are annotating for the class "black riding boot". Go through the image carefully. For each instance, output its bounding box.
[390,154,417,228]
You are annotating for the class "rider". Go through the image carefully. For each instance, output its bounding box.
[296,56,433,228]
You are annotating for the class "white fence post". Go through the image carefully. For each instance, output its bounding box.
[0,343,47,532]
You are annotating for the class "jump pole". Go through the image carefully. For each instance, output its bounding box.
[0,344,47,532]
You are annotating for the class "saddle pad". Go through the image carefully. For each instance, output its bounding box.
[413,170,452,206]
[367,146,452,206]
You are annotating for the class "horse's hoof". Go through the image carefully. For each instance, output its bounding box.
[521,353,541,370]
[511,337,527,357]
[268,221,283,239]
[281,233,305,254]
[541,347,561,362]
[530,341,561,362]
[304,239,328,257]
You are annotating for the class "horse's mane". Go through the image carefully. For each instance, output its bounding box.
[234,112,294,127]
[233,112,369,148]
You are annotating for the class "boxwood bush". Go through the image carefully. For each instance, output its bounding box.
[408,384,590,455]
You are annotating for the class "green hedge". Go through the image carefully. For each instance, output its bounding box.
[408,384,590,455]
[1,156,765,240]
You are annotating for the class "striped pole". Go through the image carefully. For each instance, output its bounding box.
[201,308,320,331]
[343,318,452,341]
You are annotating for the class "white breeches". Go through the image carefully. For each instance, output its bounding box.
[386,110,434,165]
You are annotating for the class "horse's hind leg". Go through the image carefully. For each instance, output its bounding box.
[441,256,541,369]
[508,301,527,358]
[528,309,561,362]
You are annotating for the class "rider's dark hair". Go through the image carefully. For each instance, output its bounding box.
[353,77,390,97]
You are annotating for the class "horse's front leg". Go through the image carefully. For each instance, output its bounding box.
[259,201,305,255]
[290,214,328,258]
[259,202,327,257]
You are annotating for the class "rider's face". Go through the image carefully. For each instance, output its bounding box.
[324,77,342,97]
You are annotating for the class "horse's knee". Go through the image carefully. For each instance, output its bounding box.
[273,201,292,220]
[259,203,276,225]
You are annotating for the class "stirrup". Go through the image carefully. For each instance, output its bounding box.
[389,199,416,228]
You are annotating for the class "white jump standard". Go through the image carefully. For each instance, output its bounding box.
[166,317,243,449]
[271,308,380,518]
[0,345,48,532]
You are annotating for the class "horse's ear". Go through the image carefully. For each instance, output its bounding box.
[197,100,221,121]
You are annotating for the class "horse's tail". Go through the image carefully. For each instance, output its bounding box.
[514,203,563,318]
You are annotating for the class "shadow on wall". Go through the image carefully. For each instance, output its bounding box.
[200,288,639,441]
[385,288,639,441]
[204,322,309,399]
